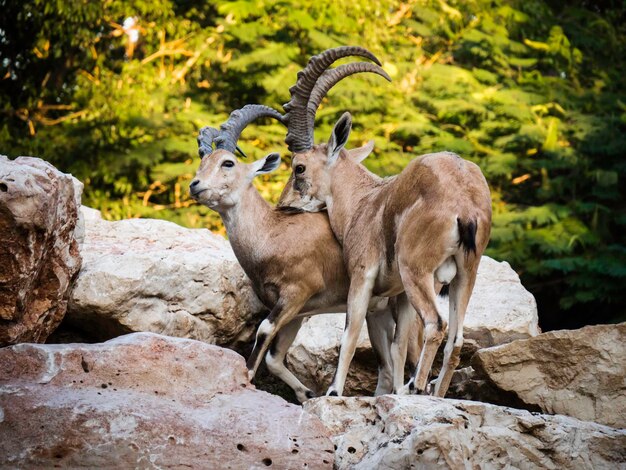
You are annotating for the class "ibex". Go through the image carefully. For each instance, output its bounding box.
[285,110,492,398]
[189,47,414,402]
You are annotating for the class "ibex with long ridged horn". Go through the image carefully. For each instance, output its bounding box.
[190,47,413,401]
[284,109,492,398]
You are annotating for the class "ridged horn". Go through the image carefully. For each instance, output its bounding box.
[218,104,285,153]
[306,62,391,134]
[198,127,220,158]
[197,105,285,158]
[283,46,383,153]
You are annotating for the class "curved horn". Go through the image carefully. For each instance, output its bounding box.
[197,126,220,158]
[306,63,391,135]
[283,46,383,153]
[218,104,285,153]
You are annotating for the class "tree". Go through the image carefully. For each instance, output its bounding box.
[1,0,625,328]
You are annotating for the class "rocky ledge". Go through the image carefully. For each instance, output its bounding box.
[305,395,626,469]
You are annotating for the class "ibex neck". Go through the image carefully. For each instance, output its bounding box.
[219,185,273,254]
[326,157,383,243]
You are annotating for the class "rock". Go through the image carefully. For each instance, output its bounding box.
[471,323,626,428]
[286,314,379,396]
[305,395,626,469]
[67,208,265,349]
[286,256,539,395]
[0,333,333,469]
[0,155,82,345]
[446,366,544,411]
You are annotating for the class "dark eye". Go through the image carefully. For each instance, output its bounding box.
[222,160,235,168]
[295,164,306,175]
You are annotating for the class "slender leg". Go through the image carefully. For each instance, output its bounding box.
[327,269,377,397]
[407,312,423,373]
[390,292,414,393]
[367,304,395,395]
[265,317,316,403]
[400,269,446,394]
[247,295,308,382]
[434,257,478,397]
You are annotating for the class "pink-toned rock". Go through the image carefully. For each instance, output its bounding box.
[0,155,82,345]
[0,333,333,469]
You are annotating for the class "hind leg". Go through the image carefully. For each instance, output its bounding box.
[400,268,446,394]
[265,317,316,403]
[433,256,479,397]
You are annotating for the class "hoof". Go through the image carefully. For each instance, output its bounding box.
[297,389,316,403]
[327,389,338,397]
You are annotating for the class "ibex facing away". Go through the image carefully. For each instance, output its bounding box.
[286,112,492,397]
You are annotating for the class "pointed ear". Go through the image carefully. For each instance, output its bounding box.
[327,112,352,166]
[251,153,281,177]
[347,140,375,163]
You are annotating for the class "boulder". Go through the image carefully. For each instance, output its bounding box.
[67,208,265,349]
[0,333,333,469]
[286,256,539,395]
[0,155,82,345]
[471,323,626,428]
[305,395,626,469]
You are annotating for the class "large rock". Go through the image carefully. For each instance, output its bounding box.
[471,323,626,428]
[0,333,333,469]
[286,256,539,395]
[67,208,265,349]
[0,155,82,345]
[305,395,626,469]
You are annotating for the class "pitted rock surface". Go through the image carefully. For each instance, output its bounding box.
[305,395,626,469]
[0,333,333,469]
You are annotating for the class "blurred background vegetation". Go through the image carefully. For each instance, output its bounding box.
[1,0,625,330]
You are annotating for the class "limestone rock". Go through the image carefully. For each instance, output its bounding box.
[0,333,333,469]
[286,256,539,395]
[472,323,626,428]
[67,208,265,349]
[0,155,82,345]
[305,395,626,469]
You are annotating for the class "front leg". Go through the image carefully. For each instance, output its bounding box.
[247,295,308,382]
[327,268,377,397]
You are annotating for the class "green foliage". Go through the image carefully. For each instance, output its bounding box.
[1,0,625,328]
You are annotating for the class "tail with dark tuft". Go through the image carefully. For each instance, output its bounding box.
[457,217,477,257]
